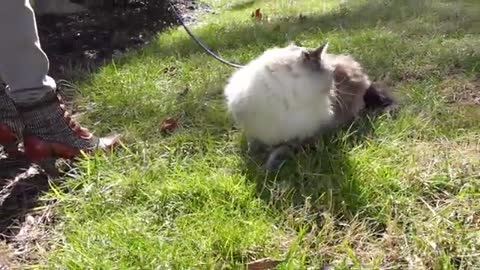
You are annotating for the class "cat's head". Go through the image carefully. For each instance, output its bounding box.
[295,42,335,94]
[301,42,331,71]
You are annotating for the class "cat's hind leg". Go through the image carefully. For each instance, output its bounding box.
[246,136,268,155]
[265,144,294,171]
[264,140,303,171]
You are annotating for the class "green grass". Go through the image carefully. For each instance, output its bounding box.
[27,0,480,268]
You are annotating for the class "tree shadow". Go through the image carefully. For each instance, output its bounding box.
[36,0,478,83]
[1,0,474,247]
[39,0,477,136]
[225,0,258,11]
[35,0,189,81]
[0,0,187,242]
[149,0,477,65]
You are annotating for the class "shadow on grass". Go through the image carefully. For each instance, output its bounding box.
[225,0,259,11]
[148,0,477,64]
[91,0,476,224]
[1,0,476,249]
[98,0,479,136]
[0,1,179,241]
[35,1,178,81]
[0,157,49,237]
[239,107,397,235]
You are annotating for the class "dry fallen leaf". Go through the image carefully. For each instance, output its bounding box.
[177,87,190,98]
[160,117,179,133]
[246,258,283,270]
[251,8,263,21]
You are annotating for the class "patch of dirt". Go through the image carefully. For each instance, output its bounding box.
[0,0,211,266]
[451,78,480,105]
[441,76,480,106]
[36,0,213,80]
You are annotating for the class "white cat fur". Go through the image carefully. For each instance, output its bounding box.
[224,43,334,146]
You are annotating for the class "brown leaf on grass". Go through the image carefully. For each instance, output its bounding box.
[246,258,283,270]
[160,117,179,133]
[251,8,263,21]
[177,87,190,98]
[162,66,177,77]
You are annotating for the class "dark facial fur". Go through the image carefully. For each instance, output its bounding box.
[363,84,394,110]
[330,54,395,127]
[301,42,329,71]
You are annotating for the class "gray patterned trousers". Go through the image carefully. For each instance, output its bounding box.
[0,0,56,104]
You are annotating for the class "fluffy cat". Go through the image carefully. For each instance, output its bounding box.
[224,42,394,170]
[224,42,334,151]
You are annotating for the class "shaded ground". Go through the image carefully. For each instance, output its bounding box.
[37,0,213,80]
[0,0,208,263]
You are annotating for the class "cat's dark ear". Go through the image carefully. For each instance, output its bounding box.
[311,41,329,59]
[301,50,312,61]
[302,41,329,61]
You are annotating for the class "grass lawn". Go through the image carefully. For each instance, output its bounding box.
[17,0,480,268]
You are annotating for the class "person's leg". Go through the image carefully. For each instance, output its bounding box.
[0,0,56,103]
[0,81,24,157]
[0,0,49,156]
[0,0,119,163]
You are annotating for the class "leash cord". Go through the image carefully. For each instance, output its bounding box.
[168,1,244,69]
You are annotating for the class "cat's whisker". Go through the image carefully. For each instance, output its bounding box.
[334,87,357,96]
[335,93,348,112]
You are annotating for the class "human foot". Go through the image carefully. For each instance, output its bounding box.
[14,91,120,164]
